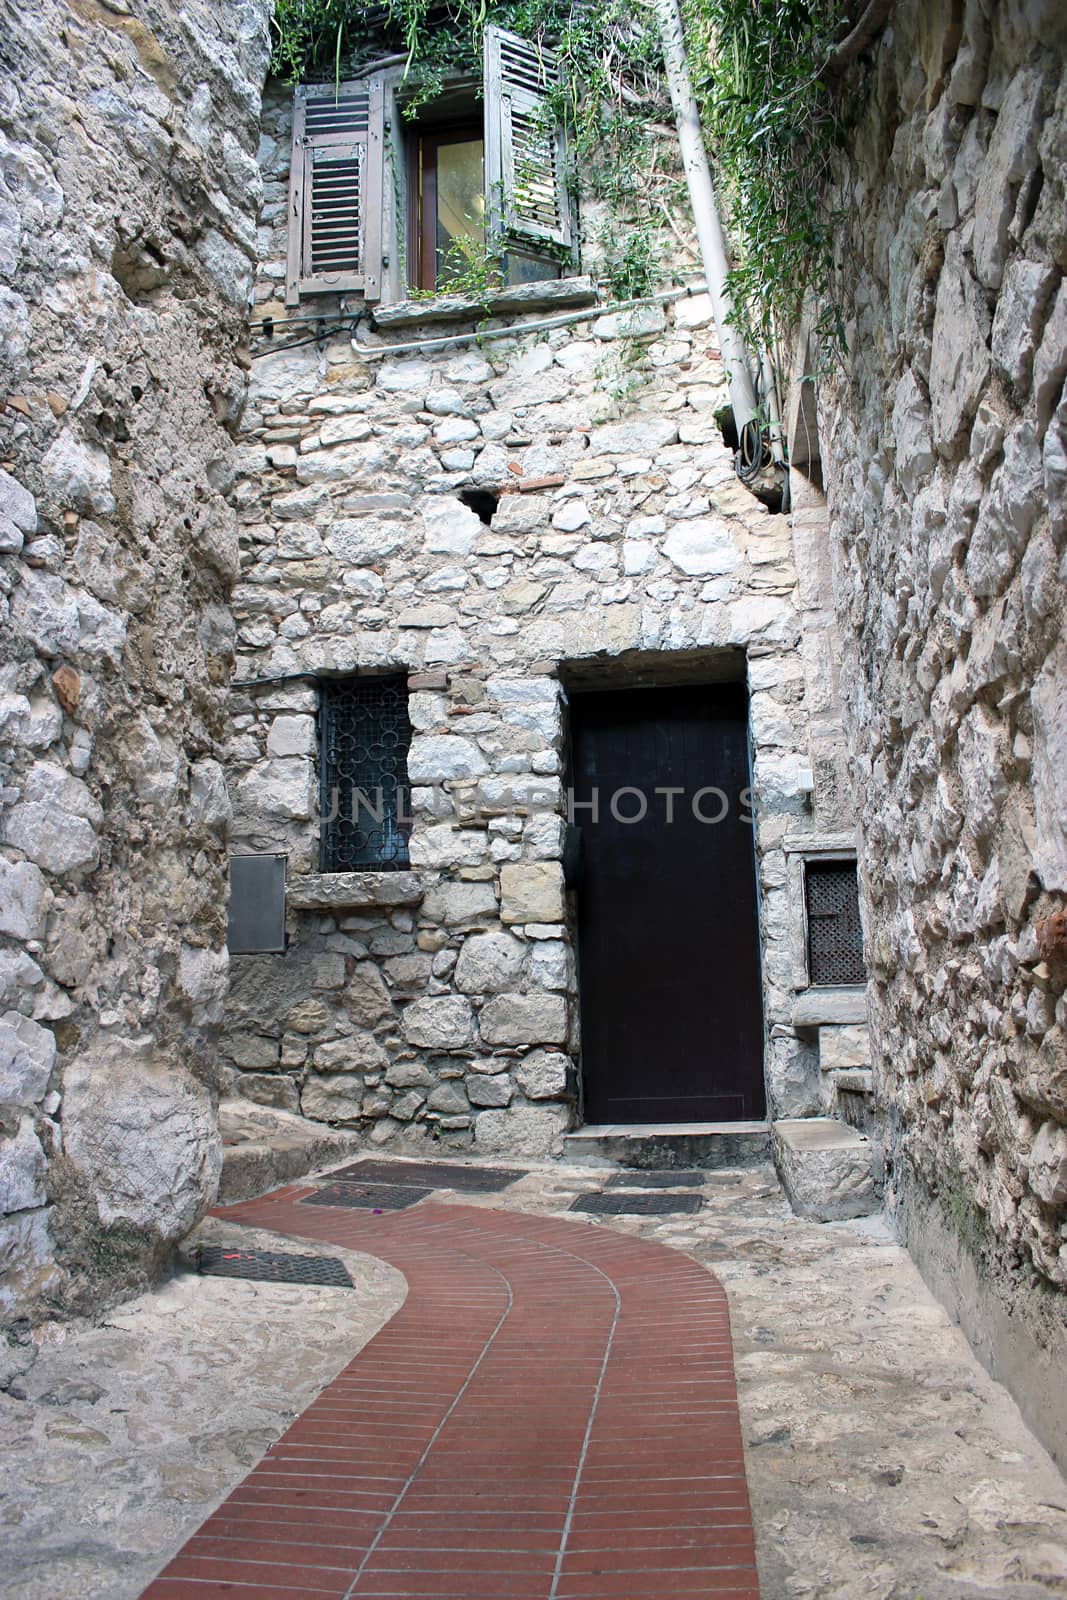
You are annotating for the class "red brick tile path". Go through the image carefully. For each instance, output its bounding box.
[140,1187,759,1600]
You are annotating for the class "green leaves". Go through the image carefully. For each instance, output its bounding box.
[681,0,847,357]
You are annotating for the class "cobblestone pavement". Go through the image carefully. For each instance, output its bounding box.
[0,1159,1065,1600]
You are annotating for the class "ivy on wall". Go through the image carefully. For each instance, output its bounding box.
[682,0,848,356]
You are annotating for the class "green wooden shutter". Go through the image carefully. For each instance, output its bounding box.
[286,77,385,306]
[483,25,571,254]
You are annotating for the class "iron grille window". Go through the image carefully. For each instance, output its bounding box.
[319,676,412,872]
[805,859,866,986]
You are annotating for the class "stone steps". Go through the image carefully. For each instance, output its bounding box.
[561,1121,772,1170]
[772,1116,883,1221]
[217,1101,361,1203]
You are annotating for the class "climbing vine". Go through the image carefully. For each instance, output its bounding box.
[681,0,849,356]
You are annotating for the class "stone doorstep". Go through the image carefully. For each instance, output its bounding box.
[772,1116,883,1222]
[217,1100,361,1203]
[562,1120,772,1170]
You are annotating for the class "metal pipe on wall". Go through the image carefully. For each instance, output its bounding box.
[652,0,760,436]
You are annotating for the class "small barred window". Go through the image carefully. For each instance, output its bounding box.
[805,859,866,986]
[319,676,412,872]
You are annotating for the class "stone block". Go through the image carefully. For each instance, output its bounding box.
[426,1081,469,1114]
[288,871,423,911]
[39,427,114,515]
[236,758,314,821]
[313,1032,388,1073]
[500,862,564,925]
[0,468,36,535]
[422,496,483,555]
[587,416,678,457]
[1032,641,1067,893]
[772,1118,881,1221]
[792,987,869,1027]
[0,1209,60,1319]
[454,932,525,995]
[514,1050,571,1101]
[228,1033,281,1071]
[420,881,498,926]
[930,235,992,451]
[407,735,489,782]
[0,858,52,941]
[266,714,316,757]
[818,1024,871,1072]
[300,1075,366,1124]
[479,993,568,1046]
[231,1072,301,1113]
[467,1072,514,1107]
[0,1012,56,1105]
[1029,1120,1067,1206]
[474,1103,570,1156]
[0,1116,47,1212]
[62,1046,221,1239]
[402,996,474,1049]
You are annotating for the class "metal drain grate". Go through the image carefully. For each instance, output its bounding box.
[606,1170,707,1189]
[329,1159,523,1193]
[569,1191,705,1216]
[196,1244,353,1287]
[301,1181,431,1211]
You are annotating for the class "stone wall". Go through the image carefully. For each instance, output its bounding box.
[223,86,859,1155]
[0,0,270,1319]
[817,0,1067,1459]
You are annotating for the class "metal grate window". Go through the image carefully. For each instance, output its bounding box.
[805,859,866,986]
[320,676,412,872]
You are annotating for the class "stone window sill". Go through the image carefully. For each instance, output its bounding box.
[287,871,424,912]
[792,985,868,1029]
[370,275,598,331]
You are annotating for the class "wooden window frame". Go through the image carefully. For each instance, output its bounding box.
[408,123,484,293]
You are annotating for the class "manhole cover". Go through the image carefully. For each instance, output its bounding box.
[569,1190,705,1216]
[606,1169,707,1189]
[196,1245,353,1286]
[329,1159,523,1193]
[301,1181,431,1211]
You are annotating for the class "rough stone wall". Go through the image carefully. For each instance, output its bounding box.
[818,0,1067,1438]
[0,0,270,1319]
[223,88,856,1154]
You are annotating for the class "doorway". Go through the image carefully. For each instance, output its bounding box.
[569,681,765,1124]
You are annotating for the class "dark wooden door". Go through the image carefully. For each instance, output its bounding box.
[570,683,765,1124]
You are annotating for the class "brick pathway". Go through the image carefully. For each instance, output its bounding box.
[140,1185,758,1600]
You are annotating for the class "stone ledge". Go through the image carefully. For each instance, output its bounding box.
[371,275,599,329]
[772,1116,882,1221]
[792,985,868,1027]
[287,871,424,911]
[832,1068,875,1094]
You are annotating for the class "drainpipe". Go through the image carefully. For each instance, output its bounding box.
[652,0,760,443]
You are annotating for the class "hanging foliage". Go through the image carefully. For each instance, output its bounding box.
[681,0,849,355]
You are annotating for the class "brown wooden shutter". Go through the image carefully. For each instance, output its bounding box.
[285,77,385,307]
[483,25,571,254]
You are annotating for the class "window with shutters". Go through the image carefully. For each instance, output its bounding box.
[286,24,572,306]
[286,78,385,306]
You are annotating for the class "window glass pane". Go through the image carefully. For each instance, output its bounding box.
[435,138,485,285]
[504,250,560,286]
